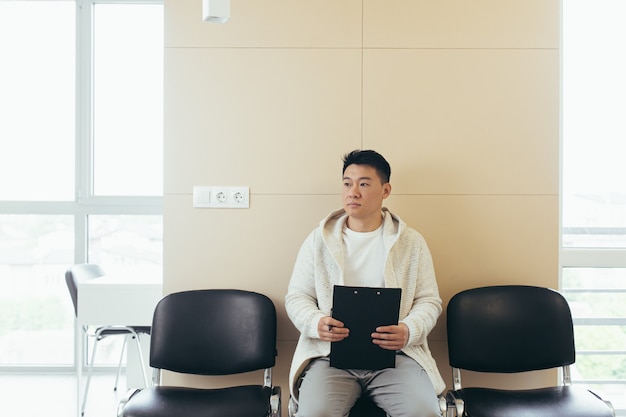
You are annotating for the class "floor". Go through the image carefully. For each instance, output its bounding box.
[0,372,128,417]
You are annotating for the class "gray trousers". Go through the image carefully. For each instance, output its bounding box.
[293,353,442,417]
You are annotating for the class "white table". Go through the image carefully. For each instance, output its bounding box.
[76,274,163,391]
[77,274,162,327]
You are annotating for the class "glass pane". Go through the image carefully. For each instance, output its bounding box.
[86,214,162,366]
[0,1,75,201]
[92,4,163,196]
[88,215,163,276]
[562,0,626,248]
[563,267,626,319]
[562,267,626,408]
[574,325,626,352]
[575,352,626,380]
[0,215,74,365]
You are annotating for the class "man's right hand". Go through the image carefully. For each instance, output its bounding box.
[318,316,349,342]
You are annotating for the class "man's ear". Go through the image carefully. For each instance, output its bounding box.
[382,183,392,199]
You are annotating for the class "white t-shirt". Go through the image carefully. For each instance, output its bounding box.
[342,223,385,287]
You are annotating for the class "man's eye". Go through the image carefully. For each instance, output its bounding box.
[360,183,369,187]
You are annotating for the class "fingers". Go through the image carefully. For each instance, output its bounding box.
[318,317,348,341]
[371,324,408,350]
[325,326,349,342]
[371,332,404,350]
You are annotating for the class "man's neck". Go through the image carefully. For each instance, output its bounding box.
[346,214,383,233]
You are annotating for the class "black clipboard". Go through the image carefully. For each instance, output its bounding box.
[330,285,402,370]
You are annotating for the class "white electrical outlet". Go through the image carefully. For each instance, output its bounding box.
[213,189,228,204]
[233,192,244,203]
[192,186,249,208]
[230,187,249,207]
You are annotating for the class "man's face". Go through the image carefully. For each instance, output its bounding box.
[342,164,391,224]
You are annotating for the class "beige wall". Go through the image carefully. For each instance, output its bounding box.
[163,0,560,410]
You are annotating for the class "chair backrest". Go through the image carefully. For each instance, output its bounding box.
[447,285,575,373]
[149,289,278,376]
[65,263,106,316]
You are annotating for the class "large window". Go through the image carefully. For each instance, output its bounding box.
[0,0,163,368]
[562,0,626,414]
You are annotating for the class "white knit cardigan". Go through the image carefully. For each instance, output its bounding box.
[285,208,446,399]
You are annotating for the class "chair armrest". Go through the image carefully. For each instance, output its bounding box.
[439,395,448,416]
[271,386,281,417]
[443,391,464,417]
[117,388,142,417]
[440,395,460,417]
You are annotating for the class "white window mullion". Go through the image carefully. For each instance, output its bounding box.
[561,249,626,268]
[76,0,94,205]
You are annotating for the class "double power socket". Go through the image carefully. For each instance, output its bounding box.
[193,186,249,209]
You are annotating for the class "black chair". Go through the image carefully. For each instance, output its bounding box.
[349,396,387,417]
[443,285,615,417]
[65,263,151,416]
[117,289,281,417]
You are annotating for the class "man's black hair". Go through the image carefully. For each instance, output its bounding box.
[342,149,391,184]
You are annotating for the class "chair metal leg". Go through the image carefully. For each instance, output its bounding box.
[81,333,102,416]
[82,328,149,415]
[114,335,129,391]
[130,331,149,387]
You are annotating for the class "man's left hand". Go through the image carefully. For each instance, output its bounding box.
[371,322,409,350]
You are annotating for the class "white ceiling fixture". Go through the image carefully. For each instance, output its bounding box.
[202,0,230,23]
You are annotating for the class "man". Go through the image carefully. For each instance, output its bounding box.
[286,150,445,417]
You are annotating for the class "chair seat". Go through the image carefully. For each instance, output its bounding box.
[122,385,273,417]
[450,385,613,417]
[96,325,151,337]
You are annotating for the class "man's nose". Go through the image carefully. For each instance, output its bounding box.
[347,185,360,197]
